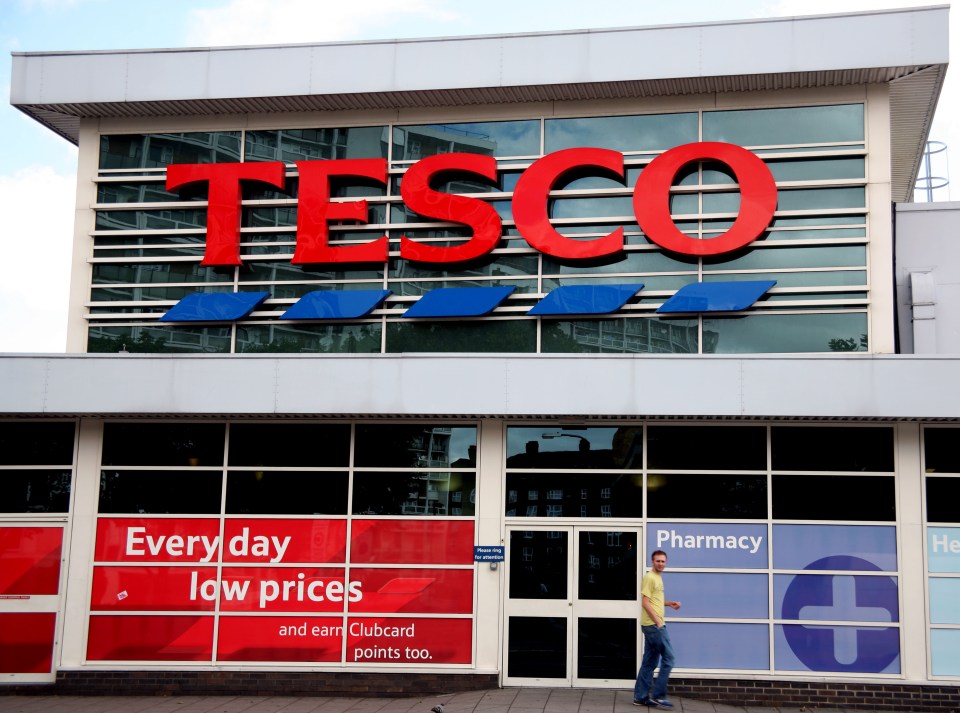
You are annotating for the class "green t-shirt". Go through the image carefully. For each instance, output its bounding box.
[640,569,664,626]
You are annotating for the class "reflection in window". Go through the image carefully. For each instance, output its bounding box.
[647,474,766,519]
[98,470,222,514]
[245,126,387,162]
[354,425,476,467]
[506,427,642,469]
[0,422,75,465]
[227,471,348,515]
[505,473,642,518]
[352,471,476,516]
[772,475,895,521]
[924,427,960,473]
[509,531,568,600]
[393,120,540,160]
[772,426,894,472]
[545,113,698,153]
[228,423,350,466]
[102,423,226,467]
[542,318,700,354]
[0,470,73,513]
[704,313,868,354]
[100,132,242,170]
[703,104,864,147]
[386,320,537,353]
[647,425,766,470]
[926,478,960,523]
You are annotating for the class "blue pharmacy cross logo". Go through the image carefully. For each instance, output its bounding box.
[781,556,899,673]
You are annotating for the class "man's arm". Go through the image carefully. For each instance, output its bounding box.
[665,600,681,610]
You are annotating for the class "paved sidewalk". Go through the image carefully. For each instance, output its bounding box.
[0,688,885,713]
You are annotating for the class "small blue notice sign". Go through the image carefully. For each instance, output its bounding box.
[474,546,505,562]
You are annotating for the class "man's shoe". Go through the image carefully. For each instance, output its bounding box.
[631,699,655,707]
[649,699,673,709]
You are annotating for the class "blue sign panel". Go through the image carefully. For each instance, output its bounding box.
[775,624,900,674]
[773,525,897,572]
[669,622,769,670]
[474,545,505,562]
[280,289,390,320]
[527,284,644,315]
[670,573,769,619]
[932,629,960,676]
[929,578,960,624]
[648,523,767,568]
[404,286,515,318]
[656,280,776,313]
[928,527,960,572]
[160,292,270,322]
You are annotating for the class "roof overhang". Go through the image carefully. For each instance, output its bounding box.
[9,6,949,202]
[2,353,960,420]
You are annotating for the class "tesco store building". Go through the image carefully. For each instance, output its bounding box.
[4,7,960,710]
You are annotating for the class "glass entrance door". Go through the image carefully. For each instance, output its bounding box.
[503,526,640,687]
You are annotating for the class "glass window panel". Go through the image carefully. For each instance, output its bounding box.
[228,424,350,466]
[647,425,766,470]
[702,192,740,213]
[764,228,866,241]
[237,323,382,354]
[390,253,539,280]
[91,285,235,304]
[245,126,387,162]
[773,524,898,571]
[508,616,567,678]
[702,105,864,146]
[669,622,770,670]
[926,478,960,523]
[393,120,540,160]
[504,474,642,518]
[99,132,242,170]
[389,279,536,295]
[765,157,865,181]
[0,422,75,465]
[542,318,699,354]
[87,325,232,354]
[102,423,225,467]
[702,271,867,288]
[97,182,191,204]
[352,471,475,516]
[928,527,960,573]
[578,531,637,600]
[703,245,866,271]
[668,572,770,619]
[647,474,767,519]
[386,320,536,353]
[550,196,634,220]
[543,275,695,292]
[578,617,637,679]
[508,530,568,600]
[354,425,477,468]
[925,427,960,474]
[542,250,696,275]
[0,470,72,513]
[776,187,865,211]
[772,426,894,472]
[226,471,348,514]
[239,260,384,283]
[506,427,643,469]
[92,262,232,285]
[545,113,698,153]
[773,475,894,521]
[703,313,868,354]
[98,470,222,514]
[96,209,207,231]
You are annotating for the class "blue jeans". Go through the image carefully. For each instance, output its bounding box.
[633,625,675,701]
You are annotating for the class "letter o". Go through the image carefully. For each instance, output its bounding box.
[633,142,777,256]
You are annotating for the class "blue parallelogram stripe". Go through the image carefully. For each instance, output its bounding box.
[159,292,270,322]
[528,284,644,316]
[280,290,391,320]
[656,280,777,313]
[403,286,516,318]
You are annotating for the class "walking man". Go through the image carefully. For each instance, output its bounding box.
[633,549,680,709]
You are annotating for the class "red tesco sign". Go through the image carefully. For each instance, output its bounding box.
[166,142,777,267]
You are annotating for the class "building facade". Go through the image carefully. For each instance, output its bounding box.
[4,7,960,710]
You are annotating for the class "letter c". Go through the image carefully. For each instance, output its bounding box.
[633,142,777,256]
